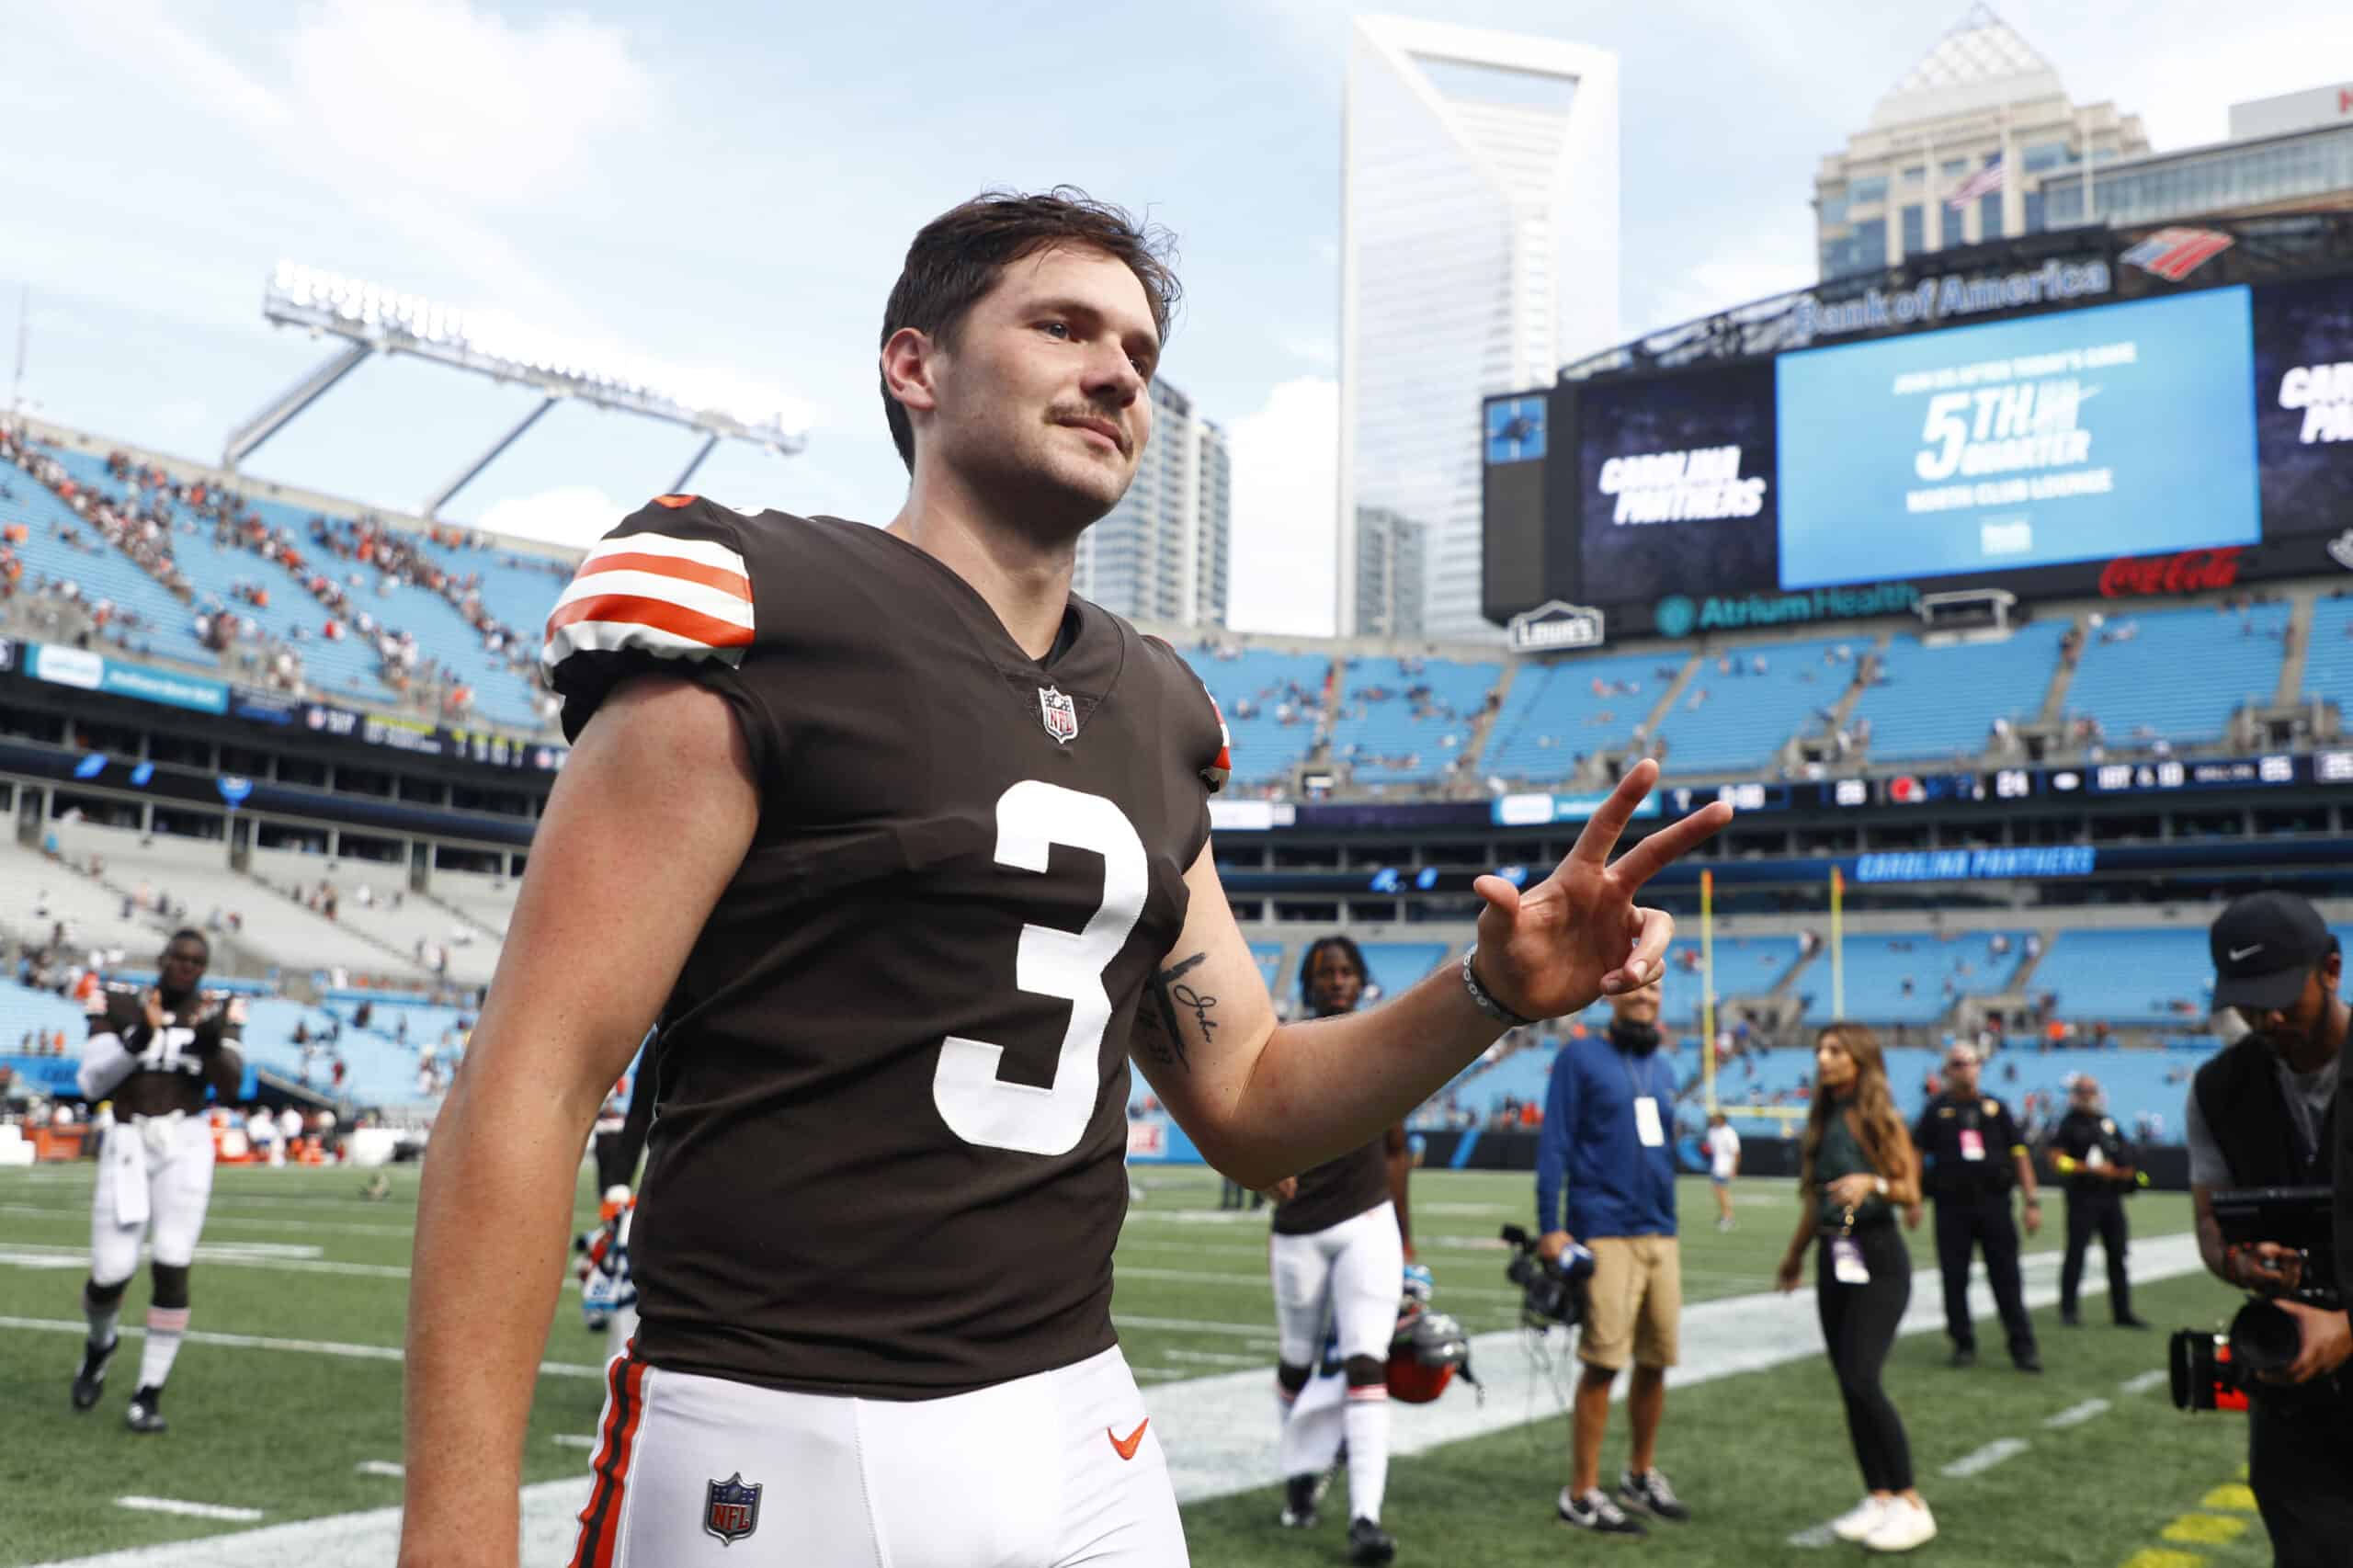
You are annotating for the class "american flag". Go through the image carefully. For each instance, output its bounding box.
[1946,157,2005,210]
[2119,227,2238,282]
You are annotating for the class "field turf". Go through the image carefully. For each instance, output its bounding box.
[0,1163,2277,1566]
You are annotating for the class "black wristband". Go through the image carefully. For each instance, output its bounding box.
[1461,952,1539,1028]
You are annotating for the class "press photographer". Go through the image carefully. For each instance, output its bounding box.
[2182,892,2353,1566]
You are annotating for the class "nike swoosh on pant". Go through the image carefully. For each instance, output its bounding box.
[1108,1418,1149,1460]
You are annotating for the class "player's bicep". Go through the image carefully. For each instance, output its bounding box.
[470,675,757,1119]
[1129,843,1279,1141]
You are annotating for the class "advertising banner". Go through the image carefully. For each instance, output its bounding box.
[1576,361,1779,602]
[29,643,229,714]
[1777,288,2260,590]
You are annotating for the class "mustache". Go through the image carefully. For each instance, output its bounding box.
[1049,406,1130,455]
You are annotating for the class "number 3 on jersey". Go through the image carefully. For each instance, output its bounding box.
[933,780,1148,1156]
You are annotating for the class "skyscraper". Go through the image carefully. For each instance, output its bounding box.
[1339,15,1619,642]
[1813,6,2145,280]
[1353,506,1425,640]
[1073,377,1231,629]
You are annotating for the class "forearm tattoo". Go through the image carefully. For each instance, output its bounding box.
[1138,951,1218,1073]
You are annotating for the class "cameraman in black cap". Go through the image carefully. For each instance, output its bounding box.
[2190,891,2353,1566]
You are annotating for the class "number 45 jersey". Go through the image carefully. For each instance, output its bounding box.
[544,495,1230,1399]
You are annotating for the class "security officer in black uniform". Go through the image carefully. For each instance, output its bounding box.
[2048,1074,2150,1330]
[1913,1041,2043,1371]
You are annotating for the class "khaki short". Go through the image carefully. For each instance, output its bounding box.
[1576,1234,1681,1371]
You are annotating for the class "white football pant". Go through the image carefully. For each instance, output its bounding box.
[90,1113,215,1283]
[569,1344,1186,1567]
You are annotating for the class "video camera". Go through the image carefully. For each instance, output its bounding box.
[1500,1223,1597,1329]
[2170,1186,2341,1413]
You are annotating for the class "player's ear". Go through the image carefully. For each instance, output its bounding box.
[881,326,942,418]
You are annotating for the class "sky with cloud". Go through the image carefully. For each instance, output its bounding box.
[2,0,2337,633]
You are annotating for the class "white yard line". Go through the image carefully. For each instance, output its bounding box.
[115,1500,265,1523]
[551,1434,597,1449]
[0,1202,418,1238]
[1787,1521,1841,1547]
[2119,1368,2169,1395]
[0,1314,605,1380]
[1940,1437,2031,1478]
[0,1243,410,1280]
[2043,1398,2111,1428]
[353,1461,404,1479]
[1158,1347,1269,1368]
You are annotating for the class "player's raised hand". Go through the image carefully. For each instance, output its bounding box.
[1468,759,1732,1020]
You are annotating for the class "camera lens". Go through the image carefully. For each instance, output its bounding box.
[2229,1300,2303,1377]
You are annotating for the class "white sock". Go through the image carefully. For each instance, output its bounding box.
[138,1306,188,1390]
[84,1285,120,1348]
[1344,1386,1390,1523]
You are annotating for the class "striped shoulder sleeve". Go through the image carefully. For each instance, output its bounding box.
[542,495,758,743]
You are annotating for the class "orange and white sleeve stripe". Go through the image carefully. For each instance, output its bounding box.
[541,531,756,677]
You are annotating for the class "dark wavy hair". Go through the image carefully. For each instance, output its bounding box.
[878,187,1182,471]
[1296,934,1369,1011]
[1799,1022,1913,1195]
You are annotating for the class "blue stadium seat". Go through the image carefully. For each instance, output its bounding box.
[1327,655,1501,786]
[1651,636,1867,776]
[2301,594,2353,718]
[2065,604,2290,745]
[1482,651,1678,785]
[1356,941,1451,1005]
[2027,928,2215,1025]
[1179,647,1336,788]
[1794,931,2027,1025]
[1848,623,2070,764]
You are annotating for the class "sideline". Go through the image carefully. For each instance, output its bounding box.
[29,1234,2207,1567]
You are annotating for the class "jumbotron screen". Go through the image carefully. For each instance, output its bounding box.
[1495,258,2353,637]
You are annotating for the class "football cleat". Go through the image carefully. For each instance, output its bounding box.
[1279,1473,1321,1529]
[71,1336,117,1412]
[1347,1516,1397,1564]
[125,1385,167,1434]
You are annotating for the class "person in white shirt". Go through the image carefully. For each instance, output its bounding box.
[1704,1113,1741,1232]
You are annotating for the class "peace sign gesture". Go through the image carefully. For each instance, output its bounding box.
[1469,760,1733,1021]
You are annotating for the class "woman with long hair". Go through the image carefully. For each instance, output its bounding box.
[1775,1023,1934,1553]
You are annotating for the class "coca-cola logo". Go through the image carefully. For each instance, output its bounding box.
[2098,547,2245,599]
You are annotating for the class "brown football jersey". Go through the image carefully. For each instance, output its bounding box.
[84,986,244,1118]
[1272,1136,1392,1237]
[544,495,1229,1398]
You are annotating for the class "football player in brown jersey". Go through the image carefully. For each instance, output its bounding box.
[400,188,1731,1568]
[1263,935,1416,1562]
[72,928,244,1433]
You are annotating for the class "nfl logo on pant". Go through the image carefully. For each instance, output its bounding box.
[703,1472,762,1547]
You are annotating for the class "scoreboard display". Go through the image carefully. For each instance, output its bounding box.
[1484,226,2353,637]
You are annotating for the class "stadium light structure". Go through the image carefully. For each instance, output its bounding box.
[227,262,810,517]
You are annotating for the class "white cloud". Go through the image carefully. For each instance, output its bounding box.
[474,484,621,551]
[278,0,651,203]
[1225,377,1338,637]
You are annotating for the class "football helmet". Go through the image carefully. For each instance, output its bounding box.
[1387,1304,1472,1403]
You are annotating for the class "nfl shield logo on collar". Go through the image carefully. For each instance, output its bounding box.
[1039,685,1079,744]
[703,1472,762,1547]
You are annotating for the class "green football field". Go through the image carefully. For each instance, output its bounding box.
[0,1163,2279,1567]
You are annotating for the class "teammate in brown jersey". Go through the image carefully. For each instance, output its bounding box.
[71,928,244,1434]
[399,189,1732,1568]
[1264,936,1417,1562]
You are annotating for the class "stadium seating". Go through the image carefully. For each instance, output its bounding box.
[1181,647,1336,788]
[1791,930,2028,1025]
[2063,603,2291,746]
[1650,636,1866,776]
[1326,655,1502,787]
[1,463,210,663]
[429,872,519,938]
[2300,593,2353,717]
[1848,622,2071,763]
[0,978,83,1058]
[0,835,175,962]
[1357,940,1453,1004]
[1481,651,1677,785]
[1688,934,1807,997]
[2023,927,2215,1025]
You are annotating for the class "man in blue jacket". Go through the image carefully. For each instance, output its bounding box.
[1536,972,1688,1539]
